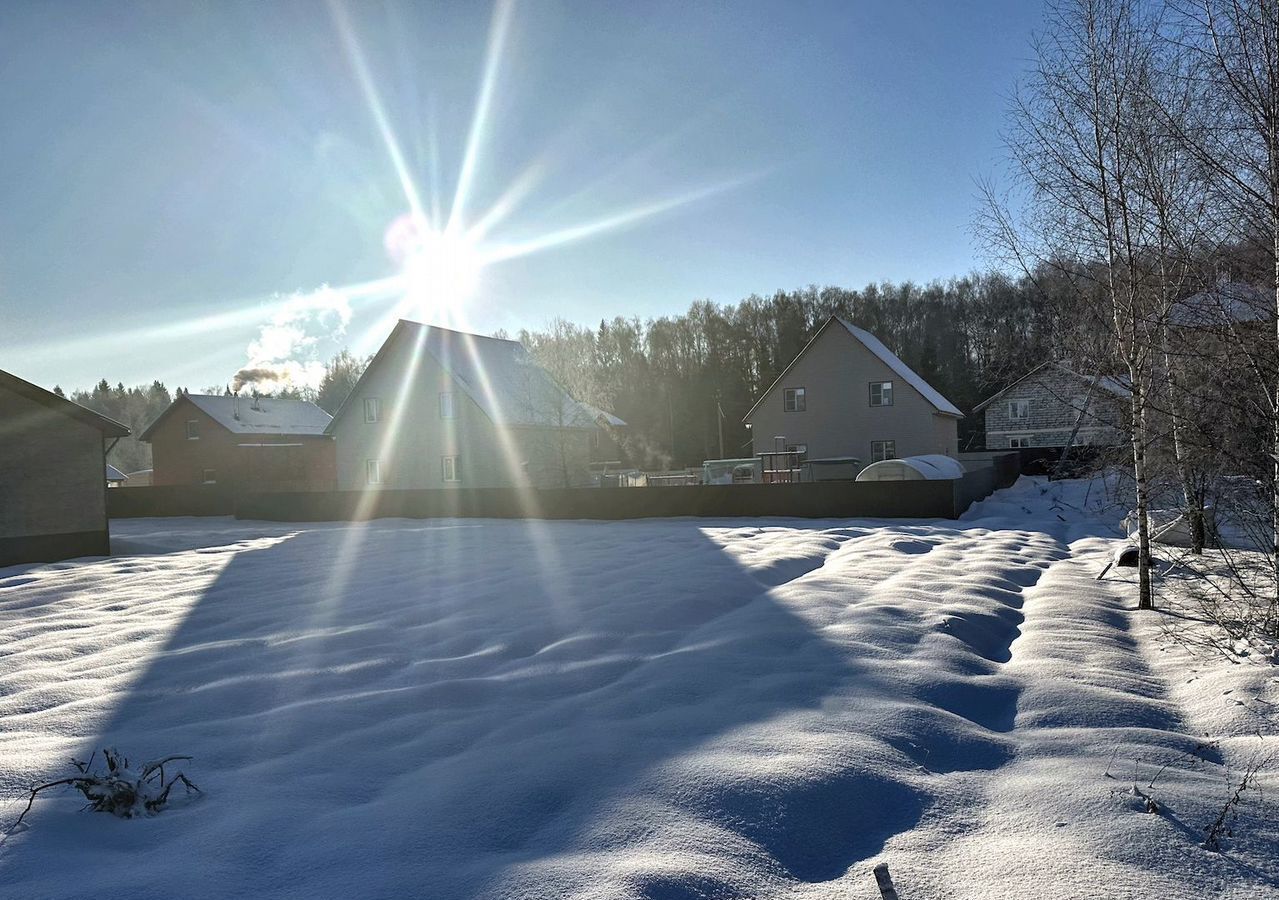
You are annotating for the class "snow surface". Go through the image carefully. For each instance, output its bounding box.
[0,478,1276,898]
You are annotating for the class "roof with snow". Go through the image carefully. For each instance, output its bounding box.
[140,394,332,440]
[743,316,963,421]
[972,362,1132,413]
[106,464,128,483]
[580,401,627,428]
[328,320,622,432]
[1169,281,1269,329]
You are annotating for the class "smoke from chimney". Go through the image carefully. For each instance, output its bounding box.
[232,286,352,394]
[232,367,286,393]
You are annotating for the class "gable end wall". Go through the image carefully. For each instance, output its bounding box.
[983,372,1127,449]
[746,325,958,461]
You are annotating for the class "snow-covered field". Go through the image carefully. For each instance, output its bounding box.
[0,478,1276,899]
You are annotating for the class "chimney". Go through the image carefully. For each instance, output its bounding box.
[232,393,240,421]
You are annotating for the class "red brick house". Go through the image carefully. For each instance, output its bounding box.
[141,394,336,492]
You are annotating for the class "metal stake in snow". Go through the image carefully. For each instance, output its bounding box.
[873,863,901,900]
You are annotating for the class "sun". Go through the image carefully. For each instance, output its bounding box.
[384,213,484,322]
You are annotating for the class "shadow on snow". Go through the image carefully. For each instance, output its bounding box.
[8,517,933,898]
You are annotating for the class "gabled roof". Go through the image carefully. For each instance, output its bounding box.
[743,316,963,421]
[0,369,130,437]
[971,361,1132,413]
[326,320,618,433]
[106,464,128,482]
[140,394,332,441]
[1169,281,1269,329]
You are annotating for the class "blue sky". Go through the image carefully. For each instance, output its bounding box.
[0,0,1043,392]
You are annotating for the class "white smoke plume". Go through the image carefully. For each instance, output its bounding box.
[235,287,351,392]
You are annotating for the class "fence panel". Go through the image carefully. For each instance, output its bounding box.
[112,464,1013,523]
[107,485,236,518]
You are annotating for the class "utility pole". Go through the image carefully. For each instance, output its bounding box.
[716,394,725,459]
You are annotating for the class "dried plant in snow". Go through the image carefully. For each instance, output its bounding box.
[9,748,201,831]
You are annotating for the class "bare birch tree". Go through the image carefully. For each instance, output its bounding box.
[985,0,1171,608]
[1168,0,1279,564]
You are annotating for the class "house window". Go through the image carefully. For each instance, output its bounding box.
[366,459,383,485]
[1008,399,1031,421]
[869,381,894,407]
[364,397,381,424]
[786,442,808,460]
[185,419,200,440]
[201,468,216,484]
[1009,436,1032,449]
[439,391,456,419]
[871,440,896,462]
[783,387,806,412]
[442,455,461,483]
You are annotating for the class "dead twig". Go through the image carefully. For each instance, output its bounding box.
[7,749,201,832]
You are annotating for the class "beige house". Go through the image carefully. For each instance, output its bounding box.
[328,320,620,490]
[743,316,962,465]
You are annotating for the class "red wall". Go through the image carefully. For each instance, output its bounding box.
[149,398,336,491]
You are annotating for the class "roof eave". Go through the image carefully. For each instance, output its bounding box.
[971,361,1055,413]
[0,370,132,437]
[742,317,840,422]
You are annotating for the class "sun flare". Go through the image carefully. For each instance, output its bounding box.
[384,213,484,323]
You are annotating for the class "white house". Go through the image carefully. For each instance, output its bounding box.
[327,320,623,490]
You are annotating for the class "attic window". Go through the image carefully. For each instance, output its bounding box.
[1008,399,1031,421]
[439,392,456,420]
[870,381,894,407]
[364,397,381,424]
[783,388,806,412]
[185,420,200,440]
